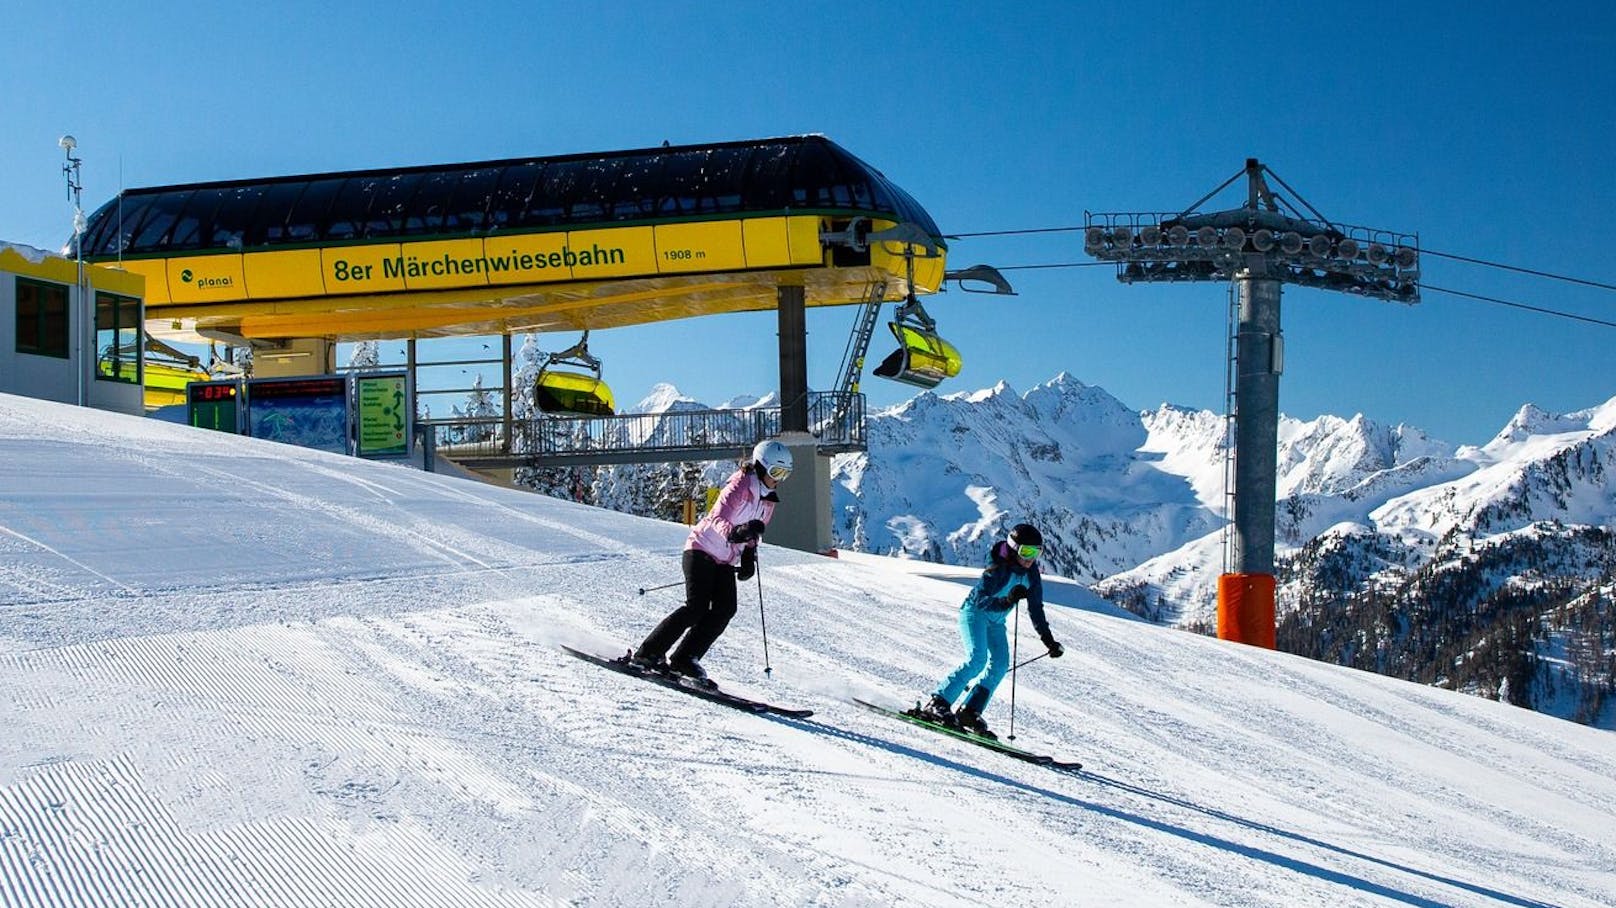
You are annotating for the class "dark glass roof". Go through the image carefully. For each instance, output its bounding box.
[79,136,943,258]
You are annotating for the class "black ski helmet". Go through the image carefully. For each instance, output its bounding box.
[1008,523,1042,548]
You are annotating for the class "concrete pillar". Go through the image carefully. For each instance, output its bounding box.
[766,434,833,555]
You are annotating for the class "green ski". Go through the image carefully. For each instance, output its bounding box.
[854,698,1082,771]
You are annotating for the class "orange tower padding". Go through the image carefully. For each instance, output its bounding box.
[1217,572,1276,648]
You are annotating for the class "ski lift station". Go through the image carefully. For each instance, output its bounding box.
[3,137,1426,651]
[29,135,995,555]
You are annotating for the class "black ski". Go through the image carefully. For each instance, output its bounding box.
[562,646,813,718]
[853,698,1082,771]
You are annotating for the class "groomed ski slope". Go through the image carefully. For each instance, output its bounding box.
[0,393,1612,907]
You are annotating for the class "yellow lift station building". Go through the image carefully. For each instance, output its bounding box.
[77,135,950,372]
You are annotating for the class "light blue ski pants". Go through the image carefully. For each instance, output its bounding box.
[934,605,1010,710]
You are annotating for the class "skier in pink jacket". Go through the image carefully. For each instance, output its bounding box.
[632,439,794,687]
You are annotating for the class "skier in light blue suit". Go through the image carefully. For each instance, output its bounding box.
[914,523,1063,739]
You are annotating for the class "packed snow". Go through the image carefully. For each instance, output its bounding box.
[1,392,1613,907]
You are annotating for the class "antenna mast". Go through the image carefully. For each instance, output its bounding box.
[60,135,87,406]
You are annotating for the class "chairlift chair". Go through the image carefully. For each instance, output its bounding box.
[139,360,213,411]
[97,333,212,411]
[535,331,616,417]
[871,295,961,389]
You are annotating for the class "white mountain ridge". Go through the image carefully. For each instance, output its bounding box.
[615,375,1616,606]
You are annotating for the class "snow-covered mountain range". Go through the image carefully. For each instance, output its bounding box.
[534,374,1616,728]
[831,375,1223,582]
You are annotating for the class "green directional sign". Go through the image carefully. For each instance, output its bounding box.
[356,372,410,457]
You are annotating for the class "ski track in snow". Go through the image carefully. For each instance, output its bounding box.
[4,583,1612,907]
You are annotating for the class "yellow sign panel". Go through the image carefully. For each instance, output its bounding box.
[244,249,324,299]
[568,226,653,280]
[131,216,844,306]
[321,244,405,294]
[128,214,937,339]
[655,221,746,273]
[396,239,493,291]
[483,233,576,286]
[167,255,247,303]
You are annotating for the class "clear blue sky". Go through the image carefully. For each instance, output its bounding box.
[3,1,1613,444]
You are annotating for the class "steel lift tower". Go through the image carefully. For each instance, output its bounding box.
[1085,160,1420,647]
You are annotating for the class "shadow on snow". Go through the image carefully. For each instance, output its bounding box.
[774,715,1560,908]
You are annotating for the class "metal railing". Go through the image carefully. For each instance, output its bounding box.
[420,390,866,469]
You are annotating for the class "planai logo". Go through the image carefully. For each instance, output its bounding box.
[178,269,234,289]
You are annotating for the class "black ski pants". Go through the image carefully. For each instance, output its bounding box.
[637,549,738,665]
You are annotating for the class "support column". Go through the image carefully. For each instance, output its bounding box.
[407,338,418,418]
[768,284,832,554]
[777,284,808,434]
[1220,268,1281,648]
[502,333,514,455]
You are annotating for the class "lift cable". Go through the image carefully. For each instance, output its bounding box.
[1420,285,1616,329]
[1419,250,1616,294]
[995,261,1113,271]
[947,226,1086,239]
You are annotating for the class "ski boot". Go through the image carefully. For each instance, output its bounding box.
[669,657,717,690]
[627,650,668,674]
[909,694,959,728]
[954,706,996,740]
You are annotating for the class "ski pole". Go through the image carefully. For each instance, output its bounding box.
[637,579,683,596]
[1008,603,1021,741]
[1011,652,1050,672]
[755,554,772,676]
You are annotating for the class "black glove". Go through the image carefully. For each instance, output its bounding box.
[727,519,766,544]
[737,547,757,581]
[1007,585,1028,605]
[1041,635,1064,658]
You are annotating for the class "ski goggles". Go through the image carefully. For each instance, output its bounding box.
[1015,544,1042,561]
[766,464,792,481]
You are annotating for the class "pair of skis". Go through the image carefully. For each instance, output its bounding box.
[562,645,1079,771]
[560,645,813,718]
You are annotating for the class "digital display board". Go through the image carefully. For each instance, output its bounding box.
[355,372,411,458]
[187,380,244,433]
[245,375,351,454]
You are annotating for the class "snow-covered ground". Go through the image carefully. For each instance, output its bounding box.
[1,393,1612,907]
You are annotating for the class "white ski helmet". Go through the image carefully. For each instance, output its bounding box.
[751,439,794,480]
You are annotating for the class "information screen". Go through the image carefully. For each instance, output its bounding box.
[355,372,410,458]
[246,376,351,454]
[187,381,243,433]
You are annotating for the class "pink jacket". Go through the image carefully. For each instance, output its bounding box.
[686,467,776,565]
